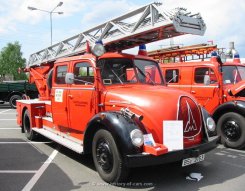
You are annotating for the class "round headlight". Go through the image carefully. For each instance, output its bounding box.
[207,117,216,132]
[91,42,105,57]
[130,129,143,147]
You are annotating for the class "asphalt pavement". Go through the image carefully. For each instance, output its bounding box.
[0,103,245,191]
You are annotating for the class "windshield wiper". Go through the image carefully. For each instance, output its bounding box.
[134,65,155,85]
[111,69,123,84]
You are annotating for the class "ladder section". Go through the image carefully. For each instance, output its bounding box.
[28,2,206,67]
[148,43,217,62]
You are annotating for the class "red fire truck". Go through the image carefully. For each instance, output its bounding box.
[150,43,245,149]
[17,3,218,183]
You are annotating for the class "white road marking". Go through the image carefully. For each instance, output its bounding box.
[0,119,16,120]
[0,142,52,144]
[222,161,245,169]
[227,148,245,154]
[22,149,59,191]
[0,128,20,130]
[0,109,12,114]
[0,170,37,174]
[0,113,17,114]
[0,112,17,115]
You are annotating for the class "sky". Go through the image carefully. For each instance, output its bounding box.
[0,0,245,61]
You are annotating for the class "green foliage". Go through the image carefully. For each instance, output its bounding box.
[0,41,27,80]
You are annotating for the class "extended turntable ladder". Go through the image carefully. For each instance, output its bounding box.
[28,2,206,67]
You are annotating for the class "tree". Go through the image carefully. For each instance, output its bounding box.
[0,42,27,81]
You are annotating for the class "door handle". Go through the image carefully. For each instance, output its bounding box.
[191,90,196,94]
[68,95,73,99]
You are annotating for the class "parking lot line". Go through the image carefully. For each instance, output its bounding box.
[0,142,52,144]
[0,109,12,114]
[0,113,17,114]
[0,119,16,120]
[0,128,20,130]
[22,149,59,191]
[0,170,37,173]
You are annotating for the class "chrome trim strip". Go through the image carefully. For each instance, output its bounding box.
[52,87,95,90]
[168,84,219,88]
[109,100,131,104]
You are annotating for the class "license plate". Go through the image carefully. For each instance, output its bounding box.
[182,154,205,167]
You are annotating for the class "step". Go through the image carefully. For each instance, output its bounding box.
[33,127,83,154]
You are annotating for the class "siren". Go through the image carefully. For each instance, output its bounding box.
[234,53,240,58]
[211,51,218,57]
[138,44,148,56]
[233,53,241,64]
[210,51,218,62]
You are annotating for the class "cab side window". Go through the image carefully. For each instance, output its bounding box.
[73,62,94,85]
[194,67,217,84]
[165,69,179,83]
[55,65,67,84]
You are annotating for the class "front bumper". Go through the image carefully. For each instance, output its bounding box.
[125,136,219,168]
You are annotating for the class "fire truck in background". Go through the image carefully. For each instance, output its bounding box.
[149,42,245,149]
[17,3,219,183]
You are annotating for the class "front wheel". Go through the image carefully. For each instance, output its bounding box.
[9,95,22,109]
[23,110,37,141]
[92,129,129,183]
[217,112,245,149]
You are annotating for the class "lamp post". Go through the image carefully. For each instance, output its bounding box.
[28,2,63,45]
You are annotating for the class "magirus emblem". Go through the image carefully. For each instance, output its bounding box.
[184,101,198,133]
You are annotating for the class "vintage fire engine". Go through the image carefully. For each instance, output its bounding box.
[17,3,219,183]
[150,43,245,149]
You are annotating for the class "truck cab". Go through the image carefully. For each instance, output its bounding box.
[160,54,245,149]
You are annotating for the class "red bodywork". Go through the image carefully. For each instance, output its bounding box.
[16,52,217,163]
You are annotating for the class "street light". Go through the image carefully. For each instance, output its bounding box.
[28,2,63,45]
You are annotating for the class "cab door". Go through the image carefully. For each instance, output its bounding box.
[191,67,220,113]
[67,61,96,140]
[51,63,69,132]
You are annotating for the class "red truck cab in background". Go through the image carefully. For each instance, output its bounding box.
[155,45,245,149]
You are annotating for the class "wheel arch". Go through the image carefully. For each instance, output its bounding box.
[83,111,143,156]
[7,91,23,101]
[212,101,245,123]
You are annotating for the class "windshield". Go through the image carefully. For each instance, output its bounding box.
[97,58,164,85]
[222,66,245,84]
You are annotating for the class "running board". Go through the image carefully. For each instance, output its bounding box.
[32,128,83,154]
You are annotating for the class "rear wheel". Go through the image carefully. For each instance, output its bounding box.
[217,112,245,149]
[92,129,129,183]
[23,110,37,140]
[9,95,22,109]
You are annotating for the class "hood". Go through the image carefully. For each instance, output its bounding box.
[103,85,203,147]
[227,80,245,96]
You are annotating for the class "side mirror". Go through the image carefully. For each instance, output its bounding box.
[65,73,74,84]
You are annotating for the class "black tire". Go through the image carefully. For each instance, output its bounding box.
[92,129,129,183]
[9,95,22,109]
[23,110,37,141]
[217,112,245,149]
